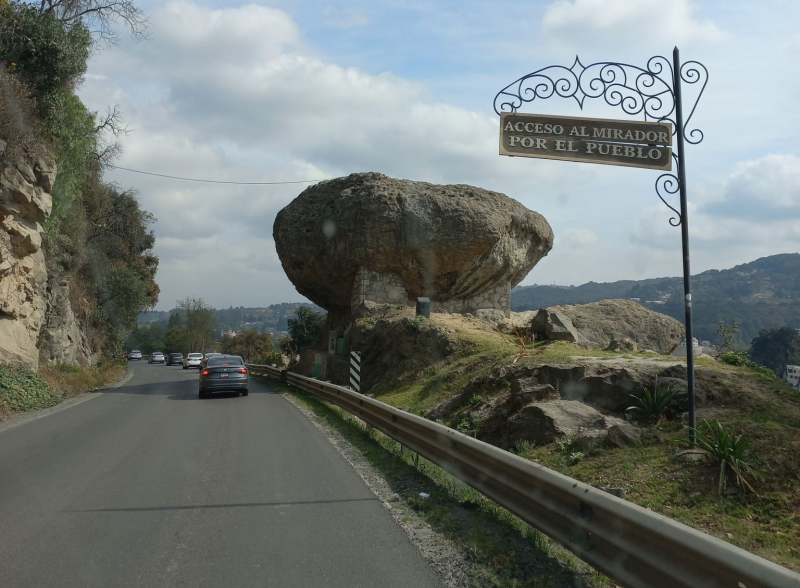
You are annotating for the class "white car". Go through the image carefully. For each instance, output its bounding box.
[183,352,204,369]
[127,350,143,361]
[148,352,165,364]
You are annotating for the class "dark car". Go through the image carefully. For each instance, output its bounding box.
[199,355,249,398]
[167,352,184,366]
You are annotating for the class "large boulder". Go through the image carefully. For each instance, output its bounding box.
[273,173,553,318]
[507,400,605,446]
[531,300,683,355]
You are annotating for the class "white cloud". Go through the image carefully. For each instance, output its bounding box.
[73,1,799,308]
[713,154,800,217]
[542,0,724,53]
[560,227,597,248]
[152,2,300,68]
[627,153,800,284]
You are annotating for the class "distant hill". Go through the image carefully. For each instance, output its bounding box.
[511,253,800,346]
[139,302,325,335]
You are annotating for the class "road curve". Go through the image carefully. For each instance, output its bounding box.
[0,362,443,588]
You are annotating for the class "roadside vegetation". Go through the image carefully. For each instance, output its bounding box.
[0,359,125,420]
[375,334,800,572]
[299,308,800,573]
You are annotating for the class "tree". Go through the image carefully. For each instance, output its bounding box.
[164,325,187,355]
[126,323,165,354]
[715,316,742,352]
[219,331,277,363]
[287,306,324,349]
[0,3,91,96]
[34,0,149,46]
[749,328,800,378]
[178,297,218,353]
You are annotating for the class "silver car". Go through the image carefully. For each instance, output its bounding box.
[148,352,165,364]
[127,350,143,361]
[183,352,204,369]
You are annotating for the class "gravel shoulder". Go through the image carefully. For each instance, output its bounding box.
[281,391,476,588]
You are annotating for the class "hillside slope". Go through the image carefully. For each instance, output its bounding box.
[512,253,800,345]
[351,304,800,573]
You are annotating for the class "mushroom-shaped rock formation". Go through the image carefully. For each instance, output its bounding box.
[273,173,553,320]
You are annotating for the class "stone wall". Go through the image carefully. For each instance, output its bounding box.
[431,283,511,318]
[351,267,408,307]
[351,266,511,317]
[0,140,54,368]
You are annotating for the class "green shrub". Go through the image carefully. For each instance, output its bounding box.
[690,419,763,496]
[0,4,91,97]
[719,351,777,379]
[719,351,749,366]
[404,315,426,333]
[0,365,62,413]
[627,385,683,423]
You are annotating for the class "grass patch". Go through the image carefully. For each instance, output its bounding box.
[39,359,125,399]
[515,422,800,572]
[0,359,126,421]
[263,376,609,588]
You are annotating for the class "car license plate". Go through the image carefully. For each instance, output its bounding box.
[220,373,229,378]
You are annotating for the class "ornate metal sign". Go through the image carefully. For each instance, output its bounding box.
[493,49,708,443]
[499,112,672,170]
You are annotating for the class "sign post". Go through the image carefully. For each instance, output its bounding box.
[494,50,708,442]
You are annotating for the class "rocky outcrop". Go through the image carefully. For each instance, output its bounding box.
[42,275,94,366]
[273,173,553,320]
[530,300,683,354]
[426,360,702,449]
[0,140,54,368]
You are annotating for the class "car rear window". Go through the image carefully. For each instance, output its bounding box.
[207,356,243,367]
[188,353,203,359]
[170,353,182,357]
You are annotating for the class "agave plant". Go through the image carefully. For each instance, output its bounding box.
[691,419,764,496]
[627,384,683,423]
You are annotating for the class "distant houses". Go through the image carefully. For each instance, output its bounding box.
[787,365,800,391]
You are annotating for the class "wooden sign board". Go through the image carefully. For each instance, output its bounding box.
[499,113,673,171]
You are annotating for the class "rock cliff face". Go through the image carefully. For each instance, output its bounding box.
[42,275,94,366]
[273,173,554,320]
[0,140,93,368]
[0,140,54,368]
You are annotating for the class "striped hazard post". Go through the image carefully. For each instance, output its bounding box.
[349,351,361,393]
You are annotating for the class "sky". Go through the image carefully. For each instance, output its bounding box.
[76,0,800,310]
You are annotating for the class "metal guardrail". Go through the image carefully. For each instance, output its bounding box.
[247,364,800,588]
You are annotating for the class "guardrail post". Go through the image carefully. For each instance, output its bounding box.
[349,351,361,393]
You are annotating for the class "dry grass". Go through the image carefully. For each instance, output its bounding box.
[38,361,125,399]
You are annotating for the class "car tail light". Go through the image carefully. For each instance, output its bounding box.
[238,368,248,374]
[201,369,210,376]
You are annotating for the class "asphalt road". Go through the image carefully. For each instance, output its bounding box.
[0,362,443,588]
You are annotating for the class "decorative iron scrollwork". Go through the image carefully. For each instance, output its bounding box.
[494,55,707,225]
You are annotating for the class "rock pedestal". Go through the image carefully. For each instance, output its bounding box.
[274,173,554,320]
